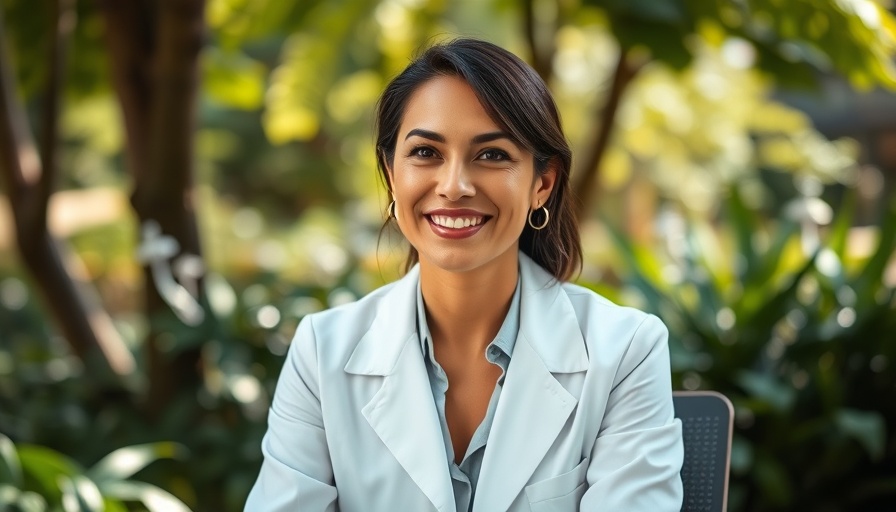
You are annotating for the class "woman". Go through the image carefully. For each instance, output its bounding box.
[245,38,683,511]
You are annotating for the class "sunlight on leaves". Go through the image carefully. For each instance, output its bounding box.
[88,443,187,484]
[204,49,266,110]
[100,481,191,512]
[59,475,103,512]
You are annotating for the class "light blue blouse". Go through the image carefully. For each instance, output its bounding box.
[415,278,521,512]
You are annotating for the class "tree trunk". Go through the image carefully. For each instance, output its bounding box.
[572,51,642,219]
[523,0,556,83]
[100,0,207,420]
[0,0,134,384]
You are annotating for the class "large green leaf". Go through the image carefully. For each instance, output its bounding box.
[0,433,22,486]
[726,188,761,282]
[854,199,896,300]
[835,408,886,462]
[0,484,48,512]
[87,443,187,484]
[736,370,796,413]
[100,481,191,512]
[16,446,83,504]
[59,475,103,512]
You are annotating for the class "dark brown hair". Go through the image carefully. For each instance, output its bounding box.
[375,38,581,281]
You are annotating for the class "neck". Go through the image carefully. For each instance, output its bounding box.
[419,251,519,358]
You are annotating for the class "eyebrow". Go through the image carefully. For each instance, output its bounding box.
[403,129,515,145]
[404,129,445,142]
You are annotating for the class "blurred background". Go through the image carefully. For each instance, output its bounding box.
[1,0,895,510]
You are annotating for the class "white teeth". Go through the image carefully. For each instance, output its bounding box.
[431,215,483,229]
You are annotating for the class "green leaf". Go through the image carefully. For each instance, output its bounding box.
[59,475,103,512]
[835,408,886,461]
[854,199,896,295]
[0,484,48,512]
[102,497,129,512]
[736,370,796,412]
[100,481,191,512]
[0,433,23,486]
[16,446,83,504]
[729,435,753,475]
[739,250,816,355]
[747,220,800,291]
[827,191,856,258]
[87,443,187,484]
[727,187,760,281]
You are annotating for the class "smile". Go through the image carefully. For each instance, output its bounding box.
[429,215,484,229]
[424,211,490,239]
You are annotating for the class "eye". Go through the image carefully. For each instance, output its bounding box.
[478,149,509,161]
[409,146,437,158]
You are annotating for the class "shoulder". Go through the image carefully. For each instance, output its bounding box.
[288,279,403,368]
[559,281,660,329]
[558,282,669,376]
[304,280,395,334]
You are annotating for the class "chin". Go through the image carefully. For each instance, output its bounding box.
[418,245,518,275]
[421,252,483,274]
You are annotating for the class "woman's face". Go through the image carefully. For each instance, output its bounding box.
[386,75,555,275]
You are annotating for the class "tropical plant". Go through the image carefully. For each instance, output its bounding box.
[0,433,190,512]
[607,186,896,511]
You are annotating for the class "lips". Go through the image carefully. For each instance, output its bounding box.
[424,209,490,239]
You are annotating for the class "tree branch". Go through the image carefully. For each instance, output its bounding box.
[572,51,642,219]
[102,0,209,420]
[145,0,204,201]
[0,2,134,382]
[37,0,76,226]
[97,0,154,184]
[0,8,40,198]
[522,0,555,83]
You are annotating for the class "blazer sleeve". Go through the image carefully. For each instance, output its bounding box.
[244,316,338,511]
[580,314,684,511]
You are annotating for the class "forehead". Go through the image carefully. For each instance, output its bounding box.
[398,75,503,137]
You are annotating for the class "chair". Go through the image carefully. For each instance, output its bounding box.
[673,391,734,512]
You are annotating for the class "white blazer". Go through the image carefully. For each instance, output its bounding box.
[245,253,683,511]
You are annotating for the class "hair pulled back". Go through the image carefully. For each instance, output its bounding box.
[375,38,581,281]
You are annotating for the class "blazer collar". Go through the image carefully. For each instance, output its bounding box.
[343,253,590,512]
[344,253,588,376]
[343,264,420,376]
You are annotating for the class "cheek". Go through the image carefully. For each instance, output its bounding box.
[392,172,427,214]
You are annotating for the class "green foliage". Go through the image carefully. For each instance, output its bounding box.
[586,0,896,89]
[0,255,367,510]
[606,188,896,511]
[0,433,190,512]
[0,0,110,100]
[3,1,896,511]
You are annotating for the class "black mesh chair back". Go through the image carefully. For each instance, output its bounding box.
[673,391,734,512]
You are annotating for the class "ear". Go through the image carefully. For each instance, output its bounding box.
[531,160,558,208]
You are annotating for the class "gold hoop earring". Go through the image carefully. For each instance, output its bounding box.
[388,200,398,220]
[528,205,549,230]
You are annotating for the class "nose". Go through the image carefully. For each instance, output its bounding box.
[435,157,475,201]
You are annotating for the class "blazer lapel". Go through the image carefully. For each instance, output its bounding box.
[344,266,456,512]
[473,255,589,512]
